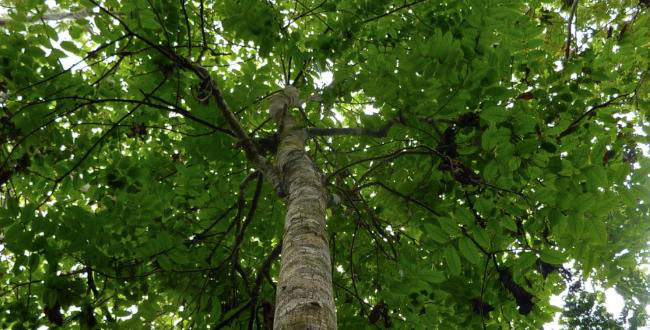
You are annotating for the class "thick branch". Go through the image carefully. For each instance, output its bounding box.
[307,120,394,138]
[86,0,285,196]
[0,9,91,26]
[211,88,285,196]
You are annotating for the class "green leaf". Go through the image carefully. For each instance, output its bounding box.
[60,41,79,53]
[482,125,499,151]
[421,268,446,284]
[439,218,461,236]
[583,165,607,191]
[157,255,173,271]
[483,160,500,181]
[423,223,449,244]
[472,228,491,251]
[541,142,557,153]
[28,254,40,269]
[507,157,521,171]
[7,198,19,217]
[587,218,608,245]
[480,106,509,124]
[444,245,462,276]
[501,218,517,232]
[568,217,585,239]
[2,1,648,326]
[513,252,537,274]
[475,197,494,215]
[516,139,538,156]
[168,248,189,265]
[69,25,84,39]
[540,248,567,264]
[548,156,563,172]
[458,237,481,265]
[485,86,509,97]
[139,12,160,28]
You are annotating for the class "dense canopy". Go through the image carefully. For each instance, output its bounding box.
[1,0,650,328]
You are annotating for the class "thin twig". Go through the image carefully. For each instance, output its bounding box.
[180,0,192,58]
[37,78,168,208]
[361,0,427,24]
[559,93,630,137]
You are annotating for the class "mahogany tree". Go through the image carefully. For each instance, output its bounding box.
[1,0,650,328]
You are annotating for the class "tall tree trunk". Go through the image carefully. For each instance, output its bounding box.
[272,87,337,329]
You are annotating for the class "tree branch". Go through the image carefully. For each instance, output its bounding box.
[211,87,286,197]
[0,9,91,26]
[207,171,259,264]
[356,181,441,216]
[326,147,428,183]
[37,78,168,208]
[214,301,252,329]
[88,0,285,194]
[361,0,428,24]
[180,0,192,58]
[2,94,235,173]
[307,120,395,138]
[559,93,630,138]
[247,243,282,329]
[231,173,264,291]
[565,0,579,61]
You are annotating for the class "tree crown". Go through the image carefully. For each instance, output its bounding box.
[1,0,650,328]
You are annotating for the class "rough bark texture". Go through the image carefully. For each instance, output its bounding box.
[272,87,337,329]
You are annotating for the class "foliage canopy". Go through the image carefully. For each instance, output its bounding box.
[1,0,650,328]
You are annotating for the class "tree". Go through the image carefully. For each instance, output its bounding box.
[0,0,649,328]
[559,281,624,330]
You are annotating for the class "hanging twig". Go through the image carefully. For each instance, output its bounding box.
[247,243,282,330]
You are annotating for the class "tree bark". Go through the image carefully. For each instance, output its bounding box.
[272,87,336,329]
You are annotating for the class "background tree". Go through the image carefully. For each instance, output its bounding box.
[559,281,624,329]
[1,0,650,328]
